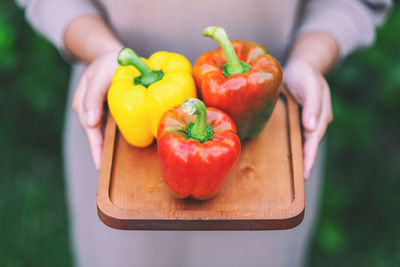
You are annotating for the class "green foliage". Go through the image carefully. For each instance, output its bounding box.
[0,1,72,266]
[0,1,399,267]
[308,6,400,267]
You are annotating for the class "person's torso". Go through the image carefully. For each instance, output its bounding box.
[96,0,302,63]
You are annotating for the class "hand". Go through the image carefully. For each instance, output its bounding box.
[71,50,120,170]
[284,59,333,179]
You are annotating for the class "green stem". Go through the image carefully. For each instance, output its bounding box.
[118,48,163,87]
[203,26,250,77]
[182,98,213,143]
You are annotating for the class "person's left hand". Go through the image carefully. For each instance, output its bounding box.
[284,59,333,179]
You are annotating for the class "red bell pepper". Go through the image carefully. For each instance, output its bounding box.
[194,26,283,140]
[157,98,241,200]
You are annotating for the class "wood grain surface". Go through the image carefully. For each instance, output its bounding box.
[97,90,304,230]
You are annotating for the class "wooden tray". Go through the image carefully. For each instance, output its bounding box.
[97,90,304,230]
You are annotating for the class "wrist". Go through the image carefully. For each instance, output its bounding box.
[288,52,322,71]
[83,30,123,62]
[90,44,124,63]
[287,32,339,74]
[64,15,123,63]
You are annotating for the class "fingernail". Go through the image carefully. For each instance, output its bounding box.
[304,159,310,179]
[304,170,310,180]
[96,151,102,170]
[95,158,101,170]
[86,110,97,126]
[308,115,317,130]
[92,146,102,171]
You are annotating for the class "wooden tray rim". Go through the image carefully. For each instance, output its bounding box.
[97,90,304,230]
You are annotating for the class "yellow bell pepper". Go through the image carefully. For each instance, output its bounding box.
[108,48,197,147]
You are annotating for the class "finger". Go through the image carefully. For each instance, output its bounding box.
[72,72,92,135]
[283,61,322,132]
[83,70,111,127]
[71,70,104,170]
[325,80,334,124]
[301,73,322,132]
[303,130,320,179]
[303,87,332,179]
[283,62,306,105]
[84,125,103,170]
[72,73,88,114]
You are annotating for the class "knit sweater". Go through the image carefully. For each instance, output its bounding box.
[17,0,391,63]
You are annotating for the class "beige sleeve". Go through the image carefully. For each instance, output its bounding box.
[16,0,100,50]
[296,0,392,58]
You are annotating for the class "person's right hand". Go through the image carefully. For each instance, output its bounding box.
[284,59,333,179]
[71,49,120,170]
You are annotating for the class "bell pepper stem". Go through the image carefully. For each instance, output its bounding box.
[203,26,250,77]
[182,98,213,142]
[118,48,163,87]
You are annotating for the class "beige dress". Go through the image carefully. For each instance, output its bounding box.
[18,0,390,266]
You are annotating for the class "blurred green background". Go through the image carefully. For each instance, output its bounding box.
[0,1,399,266]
